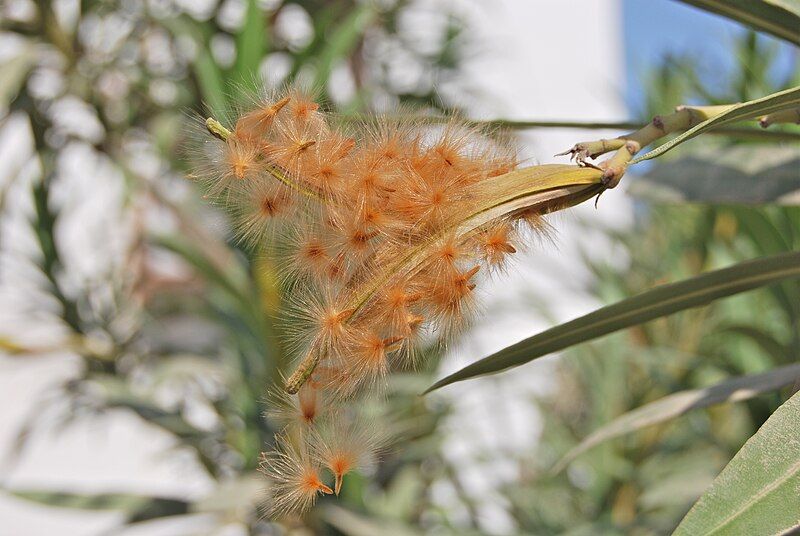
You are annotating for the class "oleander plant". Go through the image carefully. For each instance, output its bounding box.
[2,0,800,534]
[190,32,800,535]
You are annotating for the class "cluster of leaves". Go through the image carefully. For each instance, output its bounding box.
[464,29,800,536]
[498,202,799,535]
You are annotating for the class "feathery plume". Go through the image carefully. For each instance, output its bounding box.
[187,85,605,516]
[260,433,333,517]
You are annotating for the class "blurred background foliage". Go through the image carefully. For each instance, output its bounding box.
[0,0,798,535]
[2,0,464,533]
[505,32,800,535]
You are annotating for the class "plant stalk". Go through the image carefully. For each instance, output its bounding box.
[558,105,733,188]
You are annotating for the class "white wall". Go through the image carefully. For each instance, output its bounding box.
[434,1,630,532]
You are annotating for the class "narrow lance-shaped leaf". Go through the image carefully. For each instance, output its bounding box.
[322,504,421,536]
[674,0,800,47]
[163,18,228,114]
[339,117,800,141]
[425,251,800,393]
[553,362,800,473]
[235,0,267,86]
[673,389,800,536]
[8,490,189,523]
[312,3,376,89]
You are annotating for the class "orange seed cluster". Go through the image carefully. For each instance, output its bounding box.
[189,87,545,516]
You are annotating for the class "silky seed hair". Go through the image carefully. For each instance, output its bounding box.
[188,85,553,517]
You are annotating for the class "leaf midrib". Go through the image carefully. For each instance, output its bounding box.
[500,263,800,362]
[703,458,800,535]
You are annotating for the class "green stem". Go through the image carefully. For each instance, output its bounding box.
[759,107,800,127]
[560,105,733,188]
[205,118,231,141]
[284,350,321,395]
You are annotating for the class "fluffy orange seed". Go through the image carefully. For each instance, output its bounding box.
[265,116,322,179]
[189,87,568,515]
[284,290,356,367]
[477,222,517,265]
[230,177,296,246]
[286,91,321,123]
[297,383,321,423]
[235,96,291,142]
[266,382,330,429]
[426,264,480,331]
[347,331,404,387]
[292,233,333,282]
[317,305,355,350]
[309,414,385,495]
[375,282,423,335]
[225,138,261,179]
[260,433,333,517]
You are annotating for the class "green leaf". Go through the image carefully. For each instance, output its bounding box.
[321,504,421,536]
[628,146,800,205]
[8,490,188,522]
[235,0,267,85]
[163,18,228,114]
[155,235,250,306]
[553,362,800,473]
[425,251,800,393]
[0,46,36,111]
[632,85,800,164]
[95,375,207,441]
[340,117,800,141]
[722,325,788,364]
[675,0,800,47]
[673,389,800,535]
[193,40,229,114]
[192,473,264,515]
[312,4,376,90]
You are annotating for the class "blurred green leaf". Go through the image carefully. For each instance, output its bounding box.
[343,116,800,140]
[163,18,228,114]
[675,0,800,46]
[322,504,421,536]
[312,4,376,90]
[192,473,263,517]
[0,46,36,110]
[235,0,267,86]
[554,362,800,472]
[426,251,800,392]
[8,490,189,523]
[31,178,82,332]
[632,85,800,163]
[733,208,800,322]
[674,389,800,535]
[155,235,248,304]
[629,146,800,204]
[722,325,788,364]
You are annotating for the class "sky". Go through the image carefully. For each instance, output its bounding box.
[622,0,798,113]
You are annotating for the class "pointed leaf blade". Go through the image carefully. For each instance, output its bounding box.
[675,0,800,46]
[673,389,800,535]
[554,362,800,473]
[426,251,800,393]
